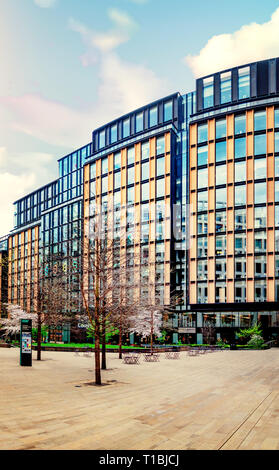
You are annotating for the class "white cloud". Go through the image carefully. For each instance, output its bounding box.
[185,7,279,77]
[34,0,56,7]
[0,147,56,236]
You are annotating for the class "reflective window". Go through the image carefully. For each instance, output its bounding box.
[203,76,214,108]
[114,172,121,190]
[275,206,279,226]
[114,152,121,170]
[102,176,108,194]
[123,118,130,138]
[235,209,246,230]
[235,160,246,182]
[198,191,207,212]
[254,111,266,132]
[235,235,246,254]
[238,67,250,99]
[127,167,134,185]
[216,188,227,209]
[136,112,144,133]
[99,130,105,149]
[126,187,134,205]
[156,136,165,155]
[275,156,279,177]
[198,123,208,143]
[197,213,208,234]
[275,132,279,153]
[198,168,208,189]
[235,185,246,206]
[141,182,149,201]
[164,101,173,121]
[275,109,279,128]
[216,164,226,186]
[197,145,208,166]
[156,179,165,198]
[235,137,246,159]
[149,106,158,127]
[141,203,149,222]
[110,124,117,143]
[235,114,246,135]
[216,235,226,256]
[254,206,266,228]
[254,182,266,204]
[102,157,108,174]
[254,158,266,180]
[141,161,149,181]
[156,157,165,177]
[216,211,226,232]
[127,147,135,165]
[254,134,266,156]
[216,141,227,162]
[141,141,149,160]
[216,119,226,139]
[90,163,96,180]
[220,71,231,104]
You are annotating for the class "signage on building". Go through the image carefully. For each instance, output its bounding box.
[20,319,32,367]
[178,328,196,334]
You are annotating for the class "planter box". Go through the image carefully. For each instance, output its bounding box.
[0,343,11,348]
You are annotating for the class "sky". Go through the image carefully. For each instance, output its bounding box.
[1,0,279,236]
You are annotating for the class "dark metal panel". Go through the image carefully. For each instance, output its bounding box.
[268,59,276,94]
[173,96,178,121]
[196,79,203,112]
[276,58,279,93]
[250,62,257,98]
[144,109,149,130]
[214,73,220,107]
[232,68,238,101]
[130,114,135,135]
[117,121,122,141]
[105,128,109,147]
[158,102,163,124]
[257,60,269,96]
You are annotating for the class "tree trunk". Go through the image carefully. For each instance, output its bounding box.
[150,312,154,355]
[95,318,101,385]
[119,323,122,359]
[101,319,106,370]
[37,313,42,361]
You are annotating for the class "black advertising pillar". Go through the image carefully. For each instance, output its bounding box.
[20,319,32,367]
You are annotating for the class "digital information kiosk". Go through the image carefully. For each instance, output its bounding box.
[20,319,32,367]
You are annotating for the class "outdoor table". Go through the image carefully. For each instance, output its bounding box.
[143,353,160,362]
[123,354,140,365]
[165,351,180,359]
[188,349,198,356]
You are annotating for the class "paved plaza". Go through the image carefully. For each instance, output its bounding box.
[1,348,279,450]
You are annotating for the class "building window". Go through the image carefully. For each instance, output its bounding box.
[156,136,165,155]
[110,124,117,143]
[203,76,214,108]
[254,111,266,132]
[114,152,121,170]
[235,160,246,183]
[238,67,250,100]
[254,157,266,180]
[141,141,149,160]
[216,141,227,163]
[164,100,173,121]
[235,185,246,206]
[149,106,158,127]
[198,168,208,189]
[275,132,279,153]
[102,176,108,194]
[136,112,144,133]
[275,206,279,226]
[198,123,208,143]
[216,188,227,209]
[156,157,165,177]
[235,137,246,159]
[216,164,226,186]
[235,114,246,135]
[198,191,208,212]
[197,145,208,166]
[102,157,108,174]
[275,156,279,177]
[141,161,149,181]
[216,119,226,139]
[141,203,149,222]
[220,71,231,104]
[275,109,279,128]
[99,130,106,149]
[254,182,266,204]
[235,209,246,230]
[156,179,165,198]
[254,207,267,228]
[123,118,130,138]
[90,163,96,180]
[141,182,149,201]
[127,147,135,165]
[254,134,266,156]
[127,167,134,186]
[114,172,121,190]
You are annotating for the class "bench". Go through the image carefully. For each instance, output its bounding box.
[143,353,160,362]
[123,354,140,365]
